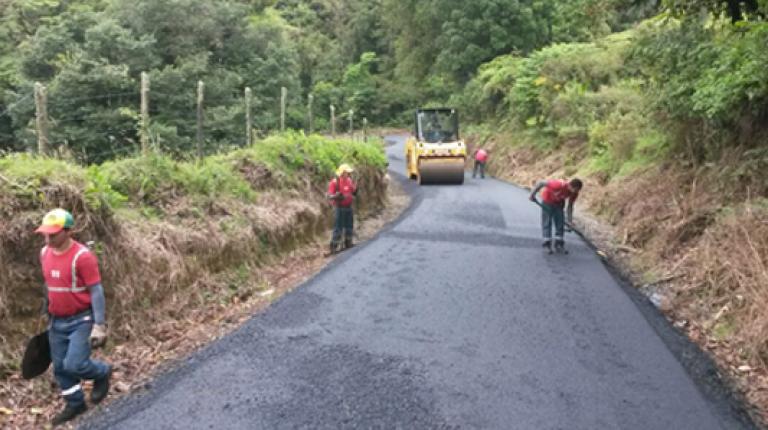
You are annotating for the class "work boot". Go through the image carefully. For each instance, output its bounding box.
[344,238,354,249]
[52,403,86,426]
[554,239,565,250]
[329,242,338,255]
[91,365,112,404]
[542,240,551,249]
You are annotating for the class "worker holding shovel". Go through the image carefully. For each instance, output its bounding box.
[327,164,357,254]
[35,209,112,426]
[529,178,583,253]
[472,147,489,179]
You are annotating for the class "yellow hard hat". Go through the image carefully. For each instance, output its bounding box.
[336,164,354,176]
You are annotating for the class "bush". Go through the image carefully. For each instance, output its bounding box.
[230,131,387,182]
[588,110,646,174]
[1,132,387,214]
[616,129,670,177]
[631,18,768,159]
[512,35,631,125]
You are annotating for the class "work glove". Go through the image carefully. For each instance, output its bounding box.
[90,324,108,349]
[529,195,537,202]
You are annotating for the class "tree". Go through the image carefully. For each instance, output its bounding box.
[663,0,765,22]
[341,52,378,117]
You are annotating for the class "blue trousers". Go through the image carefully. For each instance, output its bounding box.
[472,160,485,178]
[331,207,354,246]
[541,202,565,241]
[48,311,109,407]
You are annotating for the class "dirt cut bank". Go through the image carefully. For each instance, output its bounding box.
[0,132,395,428]
[470,132,768,426]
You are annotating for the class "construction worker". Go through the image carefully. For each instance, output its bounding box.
[423,112,442,142]
[529,178,583,251]
[35,209,111,426]
[327,164,357,253]
[472,147,489,179]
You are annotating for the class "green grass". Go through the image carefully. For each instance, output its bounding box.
[713,319,735,341]
[0,154,87,190]
[1,132,387,214]
[616,130,671,178]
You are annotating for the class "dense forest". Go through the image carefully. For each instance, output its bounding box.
[0,0,657,162]
[2,0,766,168]
[2,0,765,168]
[2,0,768,426]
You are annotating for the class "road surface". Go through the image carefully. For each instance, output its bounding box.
[81,134,754,429]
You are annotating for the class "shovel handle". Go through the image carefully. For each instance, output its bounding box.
[532,199,576,232]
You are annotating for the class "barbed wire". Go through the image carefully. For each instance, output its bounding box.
[50,91,140,104]
[48,126,140,138]
[3,84,334,163]
[80,144,139,161]
[5,90,257,121]
[47,111,137,123]
[0,94,33,119]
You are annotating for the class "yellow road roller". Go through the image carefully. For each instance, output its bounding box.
[405,108,466,185]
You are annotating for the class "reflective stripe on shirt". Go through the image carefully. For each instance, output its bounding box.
[45,245,90,293]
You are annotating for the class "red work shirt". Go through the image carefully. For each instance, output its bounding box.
[475,149,488,163]
[328,176,356,207]
[40,241,101,317]
[541,180,578,205]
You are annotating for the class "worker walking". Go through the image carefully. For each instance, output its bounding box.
[529,178,583,251]
[327,164,357,254]
[472,148,489,179]
[35,209,111,426]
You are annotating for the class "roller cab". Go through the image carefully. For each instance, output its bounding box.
[405,108,466,185]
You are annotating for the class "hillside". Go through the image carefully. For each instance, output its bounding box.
[459,16,768,424]
[1,0,767,426]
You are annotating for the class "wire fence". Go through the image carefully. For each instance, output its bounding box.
[1,79,370,164]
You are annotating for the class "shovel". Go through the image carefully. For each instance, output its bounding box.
[21,318,51,380]
[532,199,576,233]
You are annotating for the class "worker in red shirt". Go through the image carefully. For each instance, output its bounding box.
[529,178,583,251]
[327,164,357,254]
[472,147,489,179]
[35,209,111,426]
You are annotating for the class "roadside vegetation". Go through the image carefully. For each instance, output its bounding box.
[1,0,767,426]
[0,132,388,426]
[455,3,768,423]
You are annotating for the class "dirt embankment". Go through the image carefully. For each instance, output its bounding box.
[0,139,403,428]
[469,134,768,425]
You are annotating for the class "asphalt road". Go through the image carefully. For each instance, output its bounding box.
[81,135,754,430]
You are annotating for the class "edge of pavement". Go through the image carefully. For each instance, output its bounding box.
[484,174,759,429]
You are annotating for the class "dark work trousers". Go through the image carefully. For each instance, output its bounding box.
[331,206,354,248]
[472,160,486,178]
[49,311,109,408]
[541,202,565,241]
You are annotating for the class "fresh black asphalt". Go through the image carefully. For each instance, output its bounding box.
[80,135,756,429]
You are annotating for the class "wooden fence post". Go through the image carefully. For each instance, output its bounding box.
[197,80,204,159]
[348,109,354,138]
[307,94,313,134]
[245,87,252,146]
[34,82,49,156]
[280,86,287,132]
[140,72,150,155]
[330,104,336,137]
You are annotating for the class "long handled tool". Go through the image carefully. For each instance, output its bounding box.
[532,199,576,233]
